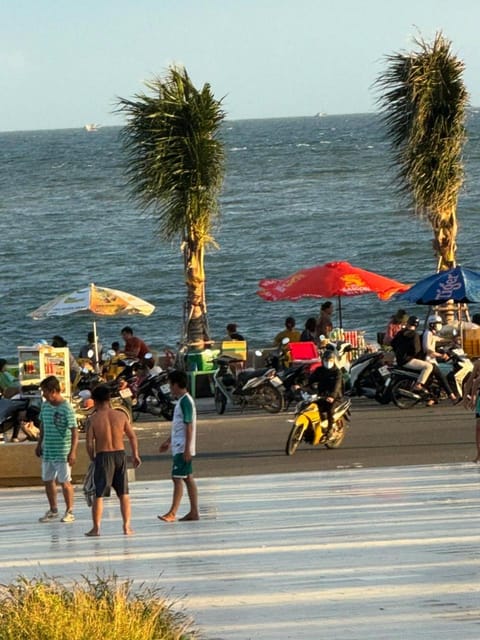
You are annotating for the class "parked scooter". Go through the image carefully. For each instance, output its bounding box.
[213,354,284,414]
[130,370,175,421]
[285,392,352,455]
[72,390,133,432]
[347,351,393,404]
[276,363,311,410]
[390,346,473,409]
[0,396,40,441]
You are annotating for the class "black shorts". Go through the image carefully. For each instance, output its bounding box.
[94,450,129,498]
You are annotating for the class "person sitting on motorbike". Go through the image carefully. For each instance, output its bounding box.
[121,326,150,361]
[308,349,343,436]
[0,358,20,399]
[78,331,103,367]
[391,316,434,395]
[422,314,458,403]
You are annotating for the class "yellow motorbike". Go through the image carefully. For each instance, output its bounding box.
[285,393,351,456]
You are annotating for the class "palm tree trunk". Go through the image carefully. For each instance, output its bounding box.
[431,205,458,271]
[184,242,210,348]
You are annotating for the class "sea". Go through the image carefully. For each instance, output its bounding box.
[1,112,480,361]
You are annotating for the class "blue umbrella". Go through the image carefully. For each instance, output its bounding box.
[396,266,480,304]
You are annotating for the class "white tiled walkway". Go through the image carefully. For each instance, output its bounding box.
[1,464,480,639]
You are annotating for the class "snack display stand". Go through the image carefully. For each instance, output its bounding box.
[17,345,71,400]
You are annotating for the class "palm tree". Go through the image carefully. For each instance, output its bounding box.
[376,32,468,271]
[117,66,225,350]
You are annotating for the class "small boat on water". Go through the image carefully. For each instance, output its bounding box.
[84,123,100,132]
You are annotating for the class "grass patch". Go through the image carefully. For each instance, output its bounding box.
[0,574,198,640]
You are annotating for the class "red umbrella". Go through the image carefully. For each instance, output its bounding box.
[257,261,410,327]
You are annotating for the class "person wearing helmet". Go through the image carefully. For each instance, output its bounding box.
[422,314,458,403]
[308,348,343,436]
[391,316,433,390]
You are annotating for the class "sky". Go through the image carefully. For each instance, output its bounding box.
[1,0,480,131]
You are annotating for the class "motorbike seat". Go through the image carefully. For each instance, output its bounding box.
[237,368,269,385]
[215,355,244,367]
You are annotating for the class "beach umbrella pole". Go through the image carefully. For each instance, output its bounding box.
[337,296,343,329]
[93,320,100,372]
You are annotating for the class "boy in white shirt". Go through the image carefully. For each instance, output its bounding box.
[158,370,199,522]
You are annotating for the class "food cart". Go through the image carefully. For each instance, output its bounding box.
[18,344,71,400]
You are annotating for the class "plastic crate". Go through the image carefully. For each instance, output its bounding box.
[463,328,480,358]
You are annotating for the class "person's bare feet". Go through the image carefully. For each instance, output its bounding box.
[84,529,100,537]
[179,512,200,521]
[158,512,176,522]
[123,526,134,535]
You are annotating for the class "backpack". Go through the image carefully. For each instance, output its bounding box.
[391,329,415,365]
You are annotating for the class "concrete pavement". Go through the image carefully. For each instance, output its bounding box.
[1,463,480,639]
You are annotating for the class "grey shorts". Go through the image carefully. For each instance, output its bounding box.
[42,460,71,483]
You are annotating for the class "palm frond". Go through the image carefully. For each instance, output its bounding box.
[376,32,468,218]
[117,66,225,245]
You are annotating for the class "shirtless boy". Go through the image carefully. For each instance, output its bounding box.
[85,385,141,536]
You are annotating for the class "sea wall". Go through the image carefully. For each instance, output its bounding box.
[0,441,90,487]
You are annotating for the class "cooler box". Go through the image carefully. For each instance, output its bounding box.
[220,341,247,361]
[287,341,320,363]
[186,349,219,371]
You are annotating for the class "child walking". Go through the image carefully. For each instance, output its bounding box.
[158,370,199,522]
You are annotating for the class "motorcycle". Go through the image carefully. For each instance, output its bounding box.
[129,370,175,421]
[72,391,133,432]
[347,351,393,404]
[213,354,284,414]
[0,396,40,441]
[276,363,311,410]
[285,392,352,455]
[390,346,473,409]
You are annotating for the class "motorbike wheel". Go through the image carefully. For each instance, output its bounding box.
[257,383,283,413]
[285,423,305,456]
[161,403,174,421]
[391,378,420,409]
[215,389,227,415]
[325,418,346,449]
[375,391,391,405]
[462,372,472,398]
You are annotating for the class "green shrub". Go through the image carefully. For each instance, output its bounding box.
[0,574,198,640]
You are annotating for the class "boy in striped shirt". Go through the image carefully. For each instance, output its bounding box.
[36,375,78,523]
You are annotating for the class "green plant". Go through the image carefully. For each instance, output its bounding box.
[0,574,197,640]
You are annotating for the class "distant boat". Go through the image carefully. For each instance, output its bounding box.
[84,123,100,132]
[315,112,327,117]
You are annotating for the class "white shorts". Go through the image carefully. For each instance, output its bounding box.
[41,460,72,483]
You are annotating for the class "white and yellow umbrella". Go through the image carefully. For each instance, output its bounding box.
[29,283,155,367]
